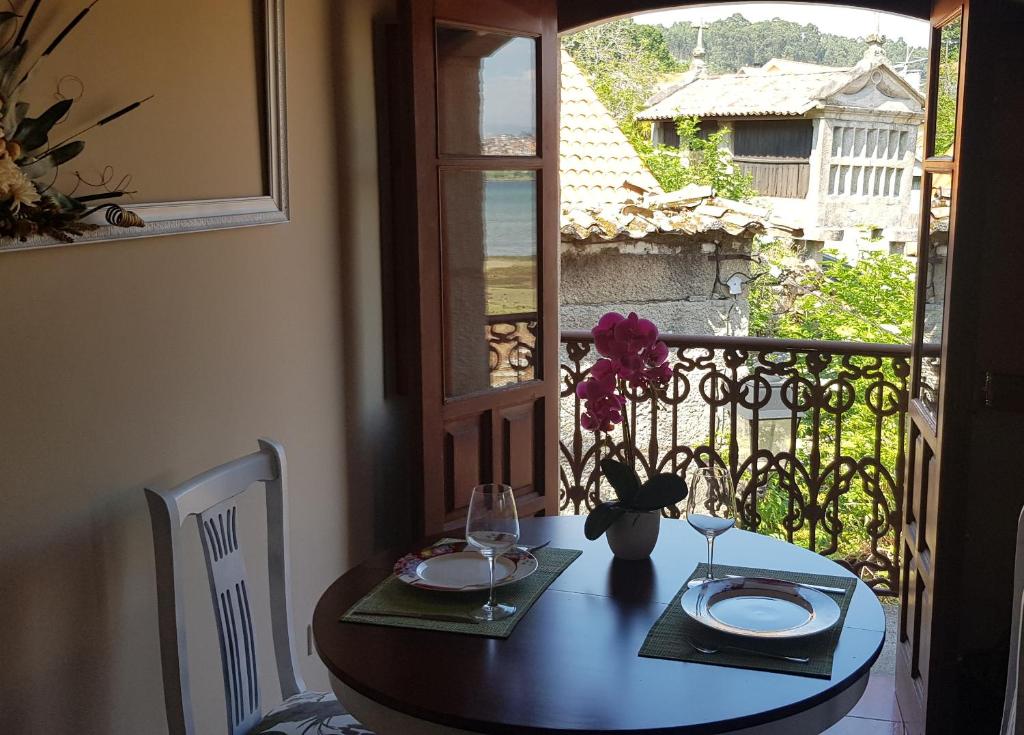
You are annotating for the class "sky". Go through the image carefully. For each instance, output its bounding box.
[635,3,930,47]
[481,37,536,137]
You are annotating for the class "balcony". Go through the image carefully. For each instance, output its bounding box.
[557,329,911,597]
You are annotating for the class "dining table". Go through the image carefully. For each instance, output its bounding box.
[312,515,884,734]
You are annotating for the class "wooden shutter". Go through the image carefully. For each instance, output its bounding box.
[398,0,559,533]
[897,1,967,731]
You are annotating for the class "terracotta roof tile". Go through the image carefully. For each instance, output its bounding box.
[560,51,661,207]
[638,59,924,120]
[562,183,803,242]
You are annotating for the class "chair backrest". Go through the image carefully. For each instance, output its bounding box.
[146,438,305,735]
[1001,505,1024,735]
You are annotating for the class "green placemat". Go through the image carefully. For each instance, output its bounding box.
[339,543,582,639]
[639,563,858,679]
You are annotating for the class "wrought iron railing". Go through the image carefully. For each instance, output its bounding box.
[486,312,538,387]
[559,330,911,596]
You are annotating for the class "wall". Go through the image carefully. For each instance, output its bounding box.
[0,1,404,733]
[560,237,751,336]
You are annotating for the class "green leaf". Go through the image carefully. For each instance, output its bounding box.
[584,501,626,540]
[13,99,73,153]
[600,457,641,505]
[44,189,86,214]
[631,473,688,512]
[12,101,28,129]
[19,140,84,180]
[0,40,25,98]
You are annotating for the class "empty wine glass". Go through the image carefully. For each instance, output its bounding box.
[465,484,520,621]
[686,465,737,583]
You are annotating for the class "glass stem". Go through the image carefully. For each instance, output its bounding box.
[706,536,716,581]
[487,555,496,609]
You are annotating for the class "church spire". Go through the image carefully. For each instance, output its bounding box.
[691,20,706,75]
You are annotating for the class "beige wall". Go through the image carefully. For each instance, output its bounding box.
[0,1,404,732]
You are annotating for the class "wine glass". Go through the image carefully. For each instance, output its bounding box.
[686,465,737,583]
[465,484,520,621]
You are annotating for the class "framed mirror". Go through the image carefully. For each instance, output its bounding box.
[0,0,287,253]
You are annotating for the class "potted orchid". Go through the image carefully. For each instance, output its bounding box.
[578,312,688,559]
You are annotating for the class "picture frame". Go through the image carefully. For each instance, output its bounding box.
[0,0,288,254]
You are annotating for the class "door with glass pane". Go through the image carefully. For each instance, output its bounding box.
[897,1,965,731]
[403,0,558,532]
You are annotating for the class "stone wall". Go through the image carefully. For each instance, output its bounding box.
[560,235,752,335]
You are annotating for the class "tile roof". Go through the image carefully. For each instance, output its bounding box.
[560,51,662,207]
[561,183,804,243]
[638,59,923,120]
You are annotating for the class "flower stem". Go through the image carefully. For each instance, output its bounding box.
[619,378,636,471]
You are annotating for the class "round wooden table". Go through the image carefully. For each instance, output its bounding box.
[313,516,884,734]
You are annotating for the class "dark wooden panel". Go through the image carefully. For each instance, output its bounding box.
[733,120,813,158]
[735,159,810,198]
[910,433,926,529]
[444,414,487,513]
[900,541,914,642]
[924,452,940,555]
[498,402,535,490]
[918,584,934,690]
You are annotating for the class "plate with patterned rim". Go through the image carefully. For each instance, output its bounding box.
[393,541,539,592]
[681,576,841,639]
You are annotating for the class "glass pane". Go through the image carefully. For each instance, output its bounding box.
[920,173,952,417]
[441,169,538,397]
[931,17,962,157]
[436,25,537,156]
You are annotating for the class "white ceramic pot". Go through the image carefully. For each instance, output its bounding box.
[606,509,661,560]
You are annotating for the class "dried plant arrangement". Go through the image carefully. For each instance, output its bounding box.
[0,0,150,243]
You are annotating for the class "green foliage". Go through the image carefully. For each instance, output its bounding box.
[585,458,688,539]
[747,241,915,561]
[661,15,927,79]
[934,20,962,155]
[563,23,754,197]
[639,117,756,199]
[749,240,915,343]
[562,19,682,143]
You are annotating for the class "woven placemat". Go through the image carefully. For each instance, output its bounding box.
[639,563,858,678]
[339,544,581,639]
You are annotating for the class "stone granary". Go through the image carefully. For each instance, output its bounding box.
[638,35,925,259]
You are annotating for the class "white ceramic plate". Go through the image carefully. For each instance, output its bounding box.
[393,541,539,592]
[681,576,841,639]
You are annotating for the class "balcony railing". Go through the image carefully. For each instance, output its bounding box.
[559,330,910,596]
[486,312,537,388]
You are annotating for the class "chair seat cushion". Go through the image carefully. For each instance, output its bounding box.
[252,691,375,734]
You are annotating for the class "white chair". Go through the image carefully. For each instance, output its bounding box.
[146,438,374,735]
[1001,505,1024,734]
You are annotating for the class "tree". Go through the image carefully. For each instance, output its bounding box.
[642,116,756,200]
[661,16,927,81]
[562,19,682,142]
[749,241,915,343]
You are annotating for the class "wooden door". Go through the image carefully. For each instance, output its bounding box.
[897,1,966,731]
[400,0,559,533]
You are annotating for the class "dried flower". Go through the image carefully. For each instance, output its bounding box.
[0,153,39,212]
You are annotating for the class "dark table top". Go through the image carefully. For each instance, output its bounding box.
[312,515,884,734]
